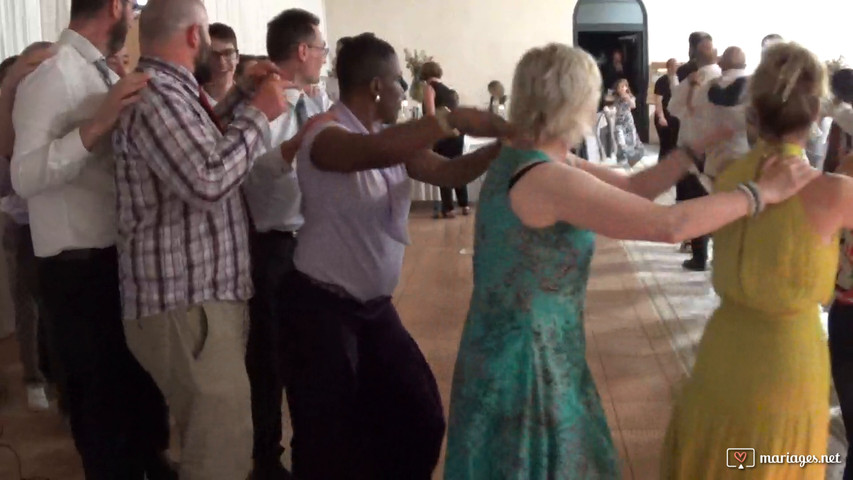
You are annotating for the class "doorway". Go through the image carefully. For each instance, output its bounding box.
[574,0,649,143]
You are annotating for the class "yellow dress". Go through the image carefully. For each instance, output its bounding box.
[661,142,839,479]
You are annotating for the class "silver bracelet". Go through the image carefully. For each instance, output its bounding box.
[736,183,758,217]
[744,181,764,215]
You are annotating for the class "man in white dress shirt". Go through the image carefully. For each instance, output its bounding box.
[11,0,173,478]
[668,37,720,271]
[693,47,751,183]
[243,8,332,479]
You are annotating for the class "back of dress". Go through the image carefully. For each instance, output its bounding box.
[712,141,838,315]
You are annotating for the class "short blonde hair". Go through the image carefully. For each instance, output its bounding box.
[510,44,602,146]
[750,42,827,139]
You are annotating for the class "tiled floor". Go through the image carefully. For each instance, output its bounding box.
[0,206,685,479]
[0,193,842,479]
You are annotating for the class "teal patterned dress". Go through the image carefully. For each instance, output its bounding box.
[444,147,619,479]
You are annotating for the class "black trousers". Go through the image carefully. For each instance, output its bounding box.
[655,115,679,160]
[246,230,298,469]
[679,174,709,262]
[281,271,445,480]
[434,135,469,214]
[829,301,853,480]
[38,247,170,480]
[439,186,469,213]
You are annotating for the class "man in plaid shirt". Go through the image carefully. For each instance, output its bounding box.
[113,0,292,477]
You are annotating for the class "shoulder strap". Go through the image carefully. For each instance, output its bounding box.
[508,161,549,190]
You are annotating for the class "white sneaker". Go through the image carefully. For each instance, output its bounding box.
[27,385,50,411]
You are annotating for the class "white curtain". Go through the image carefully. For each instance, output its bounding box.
[39,0,71,43]
[0,0,45,59]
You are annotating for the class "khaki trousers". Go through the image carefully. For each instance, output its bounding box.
[124,301,252,480]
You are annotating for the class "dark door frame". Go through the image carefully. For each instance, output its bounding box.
[573,0,650,142]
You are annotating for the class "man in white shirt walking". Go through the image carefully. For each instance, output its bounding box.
[10,0,173,478]
[243,9,332,479]
[692,47,751,183]
[669,37,720,271]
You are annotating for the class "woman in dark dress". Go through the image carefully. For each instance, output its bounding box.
[422,61,470,218]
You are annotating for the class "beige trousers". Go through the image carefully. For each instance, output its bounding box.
[124,301,252,480]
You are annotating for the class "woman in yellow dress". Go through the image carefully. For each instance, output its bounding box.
[662,42,853,479]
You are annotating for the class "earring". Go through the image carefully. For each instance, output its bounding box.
[375,95,381,103]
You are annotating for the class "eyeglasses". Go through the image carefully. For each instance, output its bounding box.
[211,49,239,62]
[307,44,330,56]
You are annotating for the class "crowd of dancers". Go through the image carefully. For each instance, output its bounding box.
[2,0,853,479]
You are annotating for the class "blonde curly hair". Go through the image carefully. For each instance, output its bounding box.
[750,42,827,140]
[509,43,602,147]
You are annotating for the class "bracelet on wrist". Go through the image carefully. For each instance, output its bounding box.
[435,107,460,137]
[735,181,764,217]
[744,181,764,215]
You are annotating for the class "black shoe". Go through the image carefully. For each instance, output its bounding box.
[682,258,707,272]
[250,463,294,480]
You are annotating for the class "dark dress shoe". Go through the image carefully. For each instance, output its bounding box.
[682,258,707,272]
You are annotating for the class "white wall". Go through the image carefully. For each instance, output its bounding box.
[324,0,577,108]
[645,0,853,73]
[205,0,327,57]
[325,0,853,107]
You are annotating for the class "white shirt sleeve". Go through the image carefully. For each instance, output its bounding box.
[831,102,853,136]
[11,62,93,199]
[668,81,690,120]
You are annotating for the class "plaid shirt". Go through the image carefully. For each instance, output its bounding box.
[114,57,268,320]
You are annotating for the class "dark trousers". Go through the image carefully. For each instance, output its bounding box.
[246,230,298,469]
[38,247,170,480]
[679,174,709,263]
[655,116,679,160]
[281,271,445,480]
[440,186,469,213]
[2,221,49,386]
[829,301,853,480]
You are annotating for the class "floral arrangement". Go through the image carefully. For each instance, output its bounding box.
[404,48,433,102]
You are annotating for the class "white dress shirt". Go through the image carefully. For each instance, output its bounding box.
[824,100,853,136]
[11,29,119,257]
[243,88,331,233]
[702,68,750,177]
[669,64,723,150]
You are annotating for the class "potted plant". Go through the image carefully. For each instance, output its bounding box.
[404,48,433,103]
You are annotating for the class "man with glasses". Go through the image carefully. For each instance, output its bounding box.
[243,8,332,479]
[203,23,240,103]
[10,0,172,478]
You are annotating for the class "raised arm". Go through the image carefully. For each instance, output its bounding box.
[422,82,436,116]
[12,62,148,199]
[129,80,276,211]
[708,77,748,107]
[406,141,501,186]
[310,107,511,173]
[573,127,734,199]
[510,155,817,243]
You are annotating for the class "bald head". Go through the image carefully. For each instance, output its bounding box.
[720,47,746,71]
[139,0,208,46]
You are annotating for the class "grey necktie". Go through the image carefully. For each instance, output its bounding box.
[295,95,308,129]
[94,58,114,87]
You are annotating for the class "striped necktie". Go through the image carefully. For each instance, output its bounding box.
[295,95,308,129]
[94,58,114,87]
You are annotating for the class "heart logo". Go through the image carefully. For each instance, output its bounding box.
[734,451,747,464]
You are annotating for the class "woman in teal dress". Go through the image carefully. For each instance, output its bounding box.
[443,44,820,480]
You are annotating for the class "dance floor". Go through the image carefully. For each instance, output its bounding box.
[0,198,844,479]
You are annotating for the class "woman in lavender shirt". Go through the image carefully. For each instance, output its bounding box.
[280,33,510,480]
